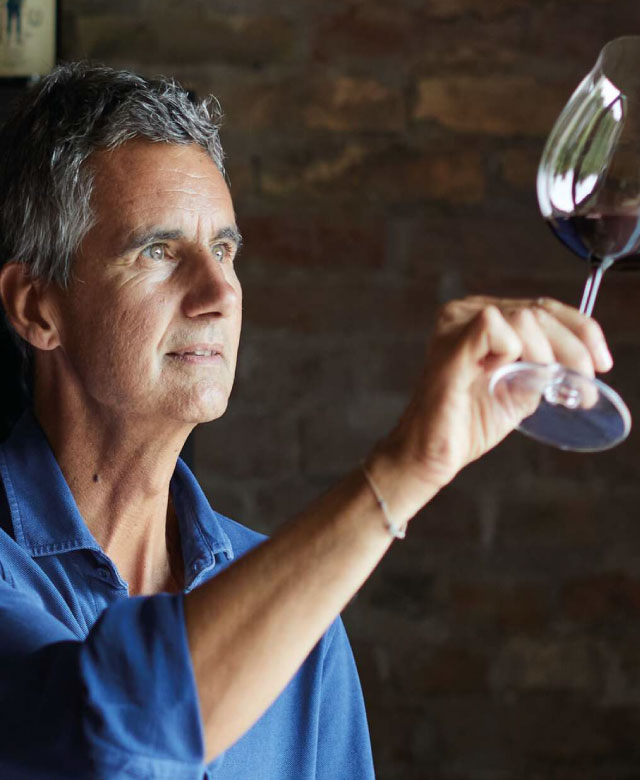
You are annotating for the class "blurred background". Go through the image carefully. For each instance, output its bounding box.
[22,0,640,777]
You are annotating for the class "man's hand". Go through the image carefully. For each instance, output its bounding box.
[374,296,613,499]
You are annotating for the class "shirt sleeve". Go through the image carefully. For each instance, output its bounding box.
[0,578,205,780]
[316,619,376,780]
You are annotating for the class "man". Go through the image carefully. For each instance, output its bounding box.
[6,0,23,44]
[0,63,611,779]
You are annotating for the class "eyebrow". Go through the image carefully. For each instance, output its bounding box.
[120,225,243,254]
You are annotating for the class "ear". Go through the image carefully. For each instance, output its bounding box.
[0,262,61,351]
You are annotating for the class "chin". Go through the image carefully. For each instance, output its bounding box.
[166,383,231,424]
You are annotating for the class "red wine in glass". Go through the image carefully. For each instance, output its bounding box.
[547,214,640,270]
[490,37,640,451]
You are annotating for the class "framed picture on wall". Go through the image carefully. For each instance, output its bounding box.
[0,0,56,78]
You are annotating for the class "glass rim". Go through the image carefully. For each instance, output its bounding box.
[597,36,640,94]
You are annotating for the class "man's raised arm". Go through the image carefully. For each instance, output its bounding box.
[185,295,613,761]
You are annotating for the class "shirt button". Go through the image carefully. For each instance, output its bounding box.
[97,567,110,580]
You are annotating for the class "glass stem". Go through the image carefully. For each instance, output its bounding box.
[579,257,613,317]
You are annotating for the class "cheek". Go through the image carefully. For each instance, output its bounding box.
[110,299,168,371]
[66,293,168,390]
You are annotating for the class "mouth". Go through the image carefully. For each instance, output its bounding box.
[166,344,224,364]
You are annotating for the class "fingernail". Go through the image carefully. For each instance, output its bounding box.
[598,346,613,371]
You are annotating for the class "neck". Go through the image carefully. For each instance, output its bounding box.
[33,387,193,597]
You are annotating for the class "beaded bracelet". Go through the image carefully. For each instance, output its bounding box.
[360,462,407,540]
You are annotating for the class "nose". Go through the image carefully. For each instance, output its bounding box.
[181,250,240,320]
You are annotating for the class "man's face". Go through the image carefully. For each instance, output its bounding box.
[49,140,242,426]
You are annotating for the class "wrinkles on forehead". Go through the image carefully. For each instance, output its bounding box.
[77,140,237,265]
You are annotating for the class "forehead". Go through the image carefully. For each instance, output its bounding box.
[87,140,234,237]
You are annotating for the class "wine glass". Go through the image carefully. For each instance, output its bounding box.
[490,35,640,451]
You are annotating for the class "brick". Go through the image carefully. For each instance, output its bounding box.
[408,482,481,547]
[242,274,440,335]
[450,581,549,632]
[358,337,425,396]
[562,573,640,625]
[192,72,405,135]
[597,483,640,548]
[299,394,407,478]
[492,637,603,693]
[364,697,438,777]
[261,144,485,204]
[238,212,386,271]
[194,405,299,481]
[501,146,542,191]
[588,273,640,345]
[460,273,581,307]
[422,699,508,771]
[432,697,640,770]
[220,81,286,133]
[260,143,368,197]
[407,211,580,284]
[224,157,254,200]
[605,643,640,705]
[520,702,640,765]
[410,644,489,694]
[454,431,546,500]
[232,335,361,411]
[497,491,601,550]
[69,0,146,14]
[525,1,640,68]
[414,15,524,72]
[252,476,328,532]
[580,490,640,572]
[526,434,637,487]
[425,0,528,19]
[75,12,294,66]
[311,4,412,62]
[303,75,405,133]
[311,4,522,70]
[365,569,436,621]
[170,72,288,133]
[414,76,570,137]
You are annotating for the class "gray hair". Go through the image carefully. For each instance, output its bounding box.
[0,61,225,287]
[0,62,226,415]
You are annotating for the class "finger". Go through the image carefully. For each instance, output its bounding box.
[531,306,596,378]
[456,305,522,369]
[534,297,613,372]
[472,308,543,421]
[504,308,555,366]
[435,296,513,338]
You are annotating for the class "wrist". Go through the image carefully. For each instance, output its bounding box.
[364,439,443,531]
[360,461,407,539]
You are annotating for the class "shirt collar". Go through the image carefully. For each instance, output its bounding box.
[170,459,234,590]
[0,411,234,586]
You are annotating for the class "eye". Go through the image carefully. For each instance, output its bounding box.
[212,242,235,263]
[141,243,170,262]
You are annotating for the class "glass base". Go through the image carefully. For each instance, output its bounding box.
[489,361,631,452]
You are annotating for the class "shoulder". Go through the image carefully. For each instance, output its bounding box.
[210,510,268,560]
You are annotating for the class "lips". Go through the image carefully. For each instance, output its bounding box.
[166,343,224,363]
[172,348,218,357]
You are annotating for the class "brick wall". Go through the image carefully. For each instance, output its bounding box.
[61,1,640,777]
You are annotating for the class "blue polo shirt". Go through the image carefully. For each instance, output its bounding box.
[0,411,375,779]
